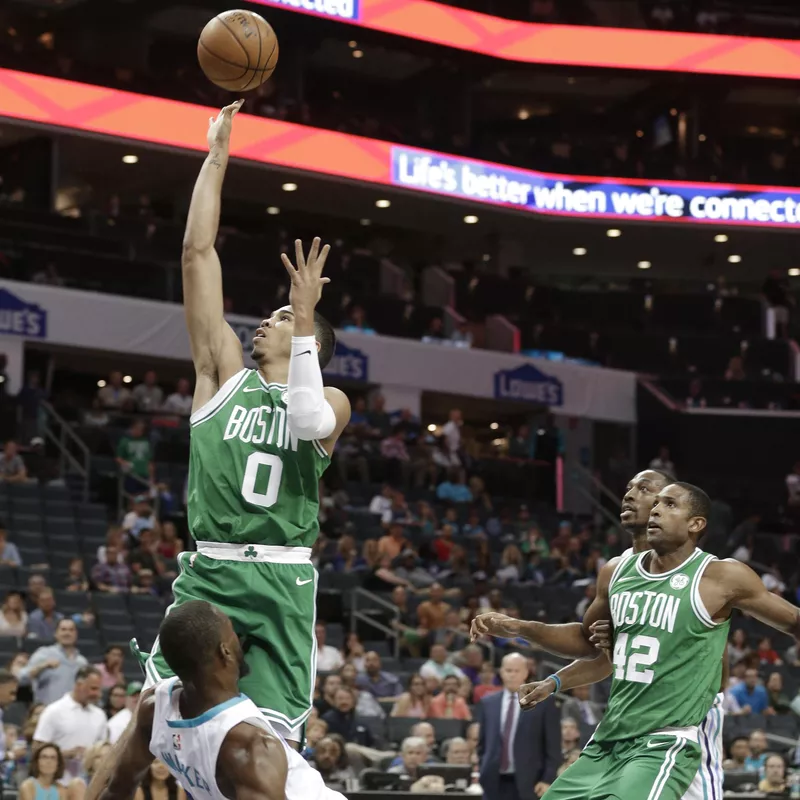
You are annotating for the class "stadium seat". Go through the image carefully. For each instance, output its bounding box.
[765,713,798,738]
[357,715,387,744]
[387,716,423,745]
[430,718,465,742]
[737,713,766,735]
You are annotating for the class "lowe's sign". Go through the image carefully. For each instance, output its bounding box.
[0,289,47,338]
[494,364,563,406]
[324,341,369,382]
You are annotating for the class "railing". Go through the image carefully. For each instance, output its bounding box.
[40,401,90,502]
[351,587,401,657]
[571,463,625,536]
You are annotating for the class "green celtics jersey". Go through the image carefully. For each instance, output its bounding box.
[595,548,729,742]
[187,368,330,547]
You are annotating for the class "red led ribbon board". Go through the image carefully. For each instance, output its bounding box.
[254,0,800,80]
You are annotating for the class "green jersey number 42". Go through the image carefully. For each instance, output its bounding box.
[613,632,660,685]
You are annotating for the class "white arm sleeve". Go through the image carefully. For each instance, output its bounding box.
[286,335,337,441]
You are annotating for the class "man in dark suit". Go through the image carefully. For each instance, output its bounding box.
[477,652,561,800]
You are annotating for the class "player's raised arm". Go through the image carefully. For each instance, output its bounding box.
[281,238,351,452]
[86,690,156,800]
[713,559,800,638]
[218,723,288,800]
[182,100,246,412]
[519,650,612,712]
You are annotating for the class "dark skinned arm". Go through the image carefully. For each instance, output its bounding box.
[87,690,156,800]
[218,723,288,800]
[714,560,800,637]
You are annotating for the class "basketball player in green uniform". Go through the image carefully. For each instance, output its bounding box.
[474,481,800,800]
[139,100,351,746]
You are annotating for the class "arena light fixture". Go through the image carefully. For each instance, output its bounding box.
[637,260,652,270]
[348,40,357,48]
[789,268,800,277]
[517,108,530,120]
[123,375,133,384]
[121,155,138,164]
[573,247,587,256]
[266,206,280,215]
[427,423,437,432]
[353,49,364,58]
[728,254,742,263]
[714,234,728,243]
[281,182,298,192]
[464,215,479,224]
[490,422,499,430]
[636,130,644,138]
[606,229,622,238]
[698,134,707,142]
[97,380,106,388]
[375,199,391,208]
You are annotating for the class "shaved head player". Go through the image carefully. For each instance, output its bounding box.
[137,101,351,747]
[89,601,345,800]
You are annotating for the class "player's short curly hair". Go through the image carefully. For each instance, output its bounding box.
[159,600,223,683]
[314,311,336,369]
[672,481,711,520]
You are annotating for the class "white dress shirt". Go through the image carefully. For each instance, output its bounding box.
[499,689,520,774]
[317,645,344,672]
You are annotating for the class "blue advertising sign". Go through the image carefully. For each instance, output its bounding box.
[0,288,47,338]
[324,340,369,382]
[391,146,800,228]
[494,364,563,406]
[257,0,359,21]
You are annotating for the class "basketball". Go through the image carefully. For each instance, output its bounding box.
[197,10,279,92]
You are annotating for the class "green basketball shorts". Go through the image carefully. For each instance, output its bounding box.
[543,733,701,800]
[140,543,318,742]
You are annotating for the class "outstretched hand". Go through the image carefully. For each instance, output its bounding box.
[280,237,331,315]
[589,620,612,650]
[207,99,244,151]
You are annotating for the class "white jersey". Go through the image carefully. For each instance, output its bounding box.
[149,678,345,800]
[617,548,723,800]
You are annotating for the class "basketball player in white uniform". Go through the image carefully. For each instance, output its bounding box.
[86,600,344,800]
[471,469,725,800]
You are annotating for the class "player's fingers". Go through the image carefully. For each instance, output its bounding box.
[294,239,305,271]
[316,243,331,273]
[320,277,331,285]
[280,253,297,278]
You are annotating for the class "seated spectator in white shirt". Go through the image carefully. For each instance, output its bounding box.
[369,485,394,524]
[316,623,344,672]
[0,526,21,567]
[107,682,142,744]
[0,590,27,636]
[162,378,193,416]
[132,371,164,413]
[32,665,108,783]
[121,497,157,542]
[97,371,132,410]
[0,440,27,484]
[420,644,466,683]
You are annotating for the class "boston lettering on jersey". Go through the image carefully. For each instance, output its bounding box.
[160,752,211,793]
[223,404,298,450]
[609,590,681,635]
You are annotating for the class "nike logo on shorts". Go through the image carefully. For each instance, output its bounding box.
[296,577,313,586]
[646,739,668,748]
[243,386,269,393]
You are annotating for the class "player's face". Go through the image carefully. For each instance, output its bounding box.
[620,471,667,531]
[251,307,295,361]
[647,485,704,554]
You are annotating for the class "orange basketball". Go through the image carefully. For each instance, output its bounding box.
[197,10,279,92]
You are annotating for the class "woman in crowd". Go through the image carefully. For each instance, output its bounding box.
[18,743,65,800]
[391,673,432,718]
[134,760,185,800]
[156,522,183,561]
[0,590,28,636]
[22,704,45,746]
[97,527,127,565]
[520,524,550,558]
[331,536,365,573]
[95,646,126,690]
[339,663,384,718]
[343,632,366,672]
[495,545,524,584]
[361,540,380,570]
[104,684,128,719]
[473,662,501,703]
[65,559,89,593]
[67,742,111,800]
[728,629,751,665]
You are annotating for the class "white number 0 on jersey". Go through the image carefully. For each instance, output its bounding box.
[241,452,284,508]
[613,632,660,685]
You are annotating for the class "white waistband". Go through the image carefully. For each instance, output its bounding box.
[650,725,699,744]
[195,541,313,564]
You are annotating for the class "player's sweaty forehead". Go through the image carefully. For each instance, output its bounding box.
[626,470,665,492]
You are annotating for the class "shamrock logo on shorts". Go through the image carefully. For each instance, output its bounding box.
[244,546,257,558]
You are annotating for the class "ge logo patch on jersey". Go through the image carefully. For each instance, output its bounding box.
[670,574,689,590]
[172,734,181,750]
